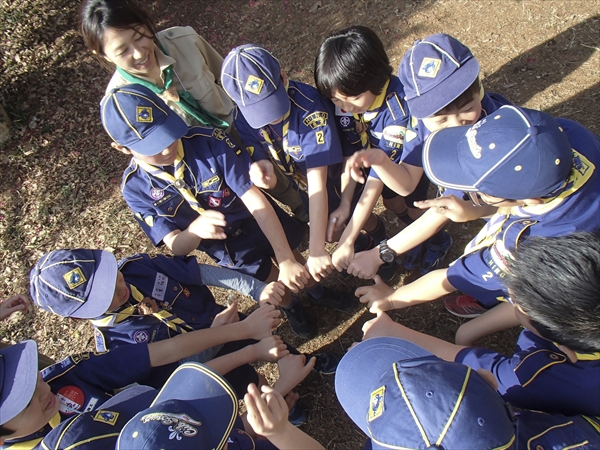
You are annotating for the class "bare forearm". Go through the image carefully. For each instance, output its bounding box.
[341,179,383,242]
[388,208,448,254]
[390,268,456,307]
[370,159,421,197]
[266,425,325,450]
[242,187,295,263]
[148,321,250,367]
[164,229,201,256]
[204,345,256,375]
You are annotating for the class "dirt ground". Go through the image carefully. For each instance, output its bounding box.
[0,1,598,448]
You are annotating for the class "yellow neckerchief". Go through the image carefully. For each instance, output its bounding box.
[91,285,193,334]
[5,414,61,449]
[260,110,308,191]
[135,140,205,214]
[352,79,390,147]
[464,149,594,255]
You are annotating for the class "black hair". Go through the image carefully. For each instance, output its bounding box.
[434,77,482,116]
[504,232,600,353]
[314,25,393,98]
[78,0,157,71]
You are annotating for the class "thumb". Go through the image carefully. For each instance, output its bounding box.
[373,274,383,285]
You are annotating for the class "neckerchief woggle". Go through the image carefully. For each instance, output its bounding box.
[92,283,194,335]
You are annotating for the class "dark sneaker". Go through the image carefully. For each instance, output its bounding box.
[311,353,341,375]
[307,287,357,313]
[377,262,397,282]
[282,301,315,339]
[419,231,453,275]
[288,402,307,427]
[444,294,488,318]
[403,242,425,271]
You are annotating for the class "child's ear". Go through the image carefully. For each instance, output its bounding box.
[111,142,131,155]
[280,69,288,87]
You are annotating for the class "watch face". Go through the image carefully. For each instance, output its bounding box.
[380,248,395,263]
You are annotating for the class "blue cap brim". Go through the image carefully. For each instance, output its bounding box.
[423,124,479,192]
[407,57,479,119]
[0,340,39,425]
[238,84,290,129]
[152,363,237,449]
[335,337,432,435]
[70,250,118,319]
[127,112,188,156]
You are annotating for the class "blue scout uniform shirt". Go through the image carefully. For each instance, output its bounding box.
[401,91,512,167]
[1,345,154,449]
[235,79,345,193]
[333,75,410,182]
[447,118,600,306]
[91,254,223,353]
[121,126,254,246]
[456,329,600,417]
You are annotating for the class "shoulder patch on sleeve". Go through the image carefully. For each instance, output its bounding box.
[383,125,406,145]
[303,111,329,129]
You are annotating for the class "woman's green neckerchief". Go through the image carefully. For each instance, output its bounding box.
[116,47,228,129]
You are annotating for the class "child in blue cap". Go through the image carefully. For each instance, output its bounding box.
[336,337,600,449]
[29,248,338,394]
[100,83,348,339]
[0,311,289,447]
[221,43,381,290]
[116,362,325,450]
[361,233,600,417]
[357,105,600,320]
[342,33,512,279]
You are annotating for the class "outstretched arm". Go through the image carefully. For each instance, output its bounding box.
[148,304,280,367]
[245,384,325,450]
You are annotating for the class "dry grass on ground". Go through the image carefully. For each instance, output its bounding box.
[1,1,598,448]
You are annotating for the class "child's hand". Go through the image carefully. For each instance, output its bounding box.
[362,311,397,340]
[414,195,494,223]
[347,247,382,279]
[326,207,349,243]
[305,253,334,282]
[277,260,310,293]
[188,210,227,240]
[273,354,315,396]
[355,275,395,313]
[211,299,239,328]
[0,295,30,321]
[332,242,355,272]
[249,160,277,189]
[345,148,386,184]
[245,384,289,438]
[243,304,281,340]
[259,281,286,307]
[251,335,289,362]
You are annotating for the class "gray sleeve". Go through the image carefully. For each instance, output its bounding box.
[197,264,265,302]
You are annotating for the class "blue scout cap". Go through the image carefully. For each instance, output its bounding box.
[335,337,515,449]
[423,105,573,199]
[117,362,237,450]
[100,84,188,156]
[0,340,39,426]
[221,44,290,129]
[40,385,156,450]
[30,249,118,319]
[399,33,480,119]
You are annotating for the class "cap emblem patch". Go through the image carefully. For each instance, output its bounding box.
[140,412,201,440]
[418,58,442,78]
[245,75,264,95]
[93,410,120,425]
[136,106,153,123]
[63,267,86,290]
[368,386,385,422]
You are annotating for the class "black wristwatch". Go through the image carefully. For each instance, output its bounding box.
[378,239,397,263]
